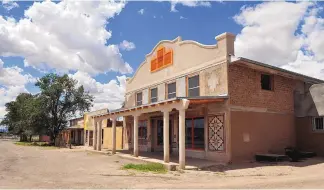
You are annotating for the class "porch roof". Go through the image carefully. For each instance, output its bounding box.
[67,125,83,129]
[92,95,228,119]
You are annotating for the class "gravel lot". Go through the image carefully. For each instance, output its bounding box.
[1,139,324,188]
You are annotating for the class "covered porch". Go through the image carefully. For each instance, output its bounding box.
[91,97,229,170]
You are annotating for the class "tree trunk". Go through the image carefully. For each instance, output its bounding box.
[20,134,27,142]
[29,135,32,142]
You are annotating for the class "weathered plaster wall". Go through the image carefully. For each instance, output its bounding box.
[231,111,295,162]
[124,33,235,108]
[158,83,165,101]
[142,89,148,104]
[294,82,324,117]
[296,117,324,156]
[125,93,135,108]
[176,77,186,97]
[126,40,226,93]
[200,63,228,96]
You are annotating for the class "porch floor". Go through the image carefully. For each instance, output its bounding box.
[81,146,222,170]
[117,150,222,170]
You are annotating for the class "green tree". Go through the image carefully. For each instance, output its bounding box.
[1,93,45,141]
[36,73,93,143]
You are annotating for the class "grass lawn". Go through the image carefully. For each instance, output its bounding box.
[14,141,58,149]
[123,163,167,173]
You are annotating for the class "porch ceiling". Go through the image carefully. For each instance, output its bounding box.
[92,96,228,120]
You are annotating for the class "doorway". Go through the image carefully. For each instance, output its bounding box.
[89,131,93,146]
[151,118,173,153]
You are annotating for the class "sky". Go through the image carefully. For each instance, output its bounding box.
[0,0,324,120]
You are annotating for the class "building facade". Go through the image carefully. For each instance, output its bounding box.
[83,109,124,150]
[90,32,324,169]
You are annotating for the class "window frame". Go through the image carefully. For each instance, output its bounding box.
[261,73,274,91]
[150,87,158,103]
[136,92,143,106]
[313,117,324,132]
[185,117,205,151]
[166,81,176,99]
[187,74,200,97]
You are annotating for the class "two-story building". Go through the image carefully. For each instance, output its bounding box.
[91,32,324,169]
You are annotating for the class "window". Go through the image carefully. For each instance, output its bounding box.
[261,74,273,91]
[185,117,204,150]
[136,92,142,106]
[157,120,163,146]
[188,75,200,97]
[150,88,158,103]
[138,120,147,145]
[313,117,324,131]
[85,130,88,143]
[167,82,176,99]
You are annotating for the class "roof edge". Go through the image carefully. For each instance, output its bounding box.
[230,56,324,84]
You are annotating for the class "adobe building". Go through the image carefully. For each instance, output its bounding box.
[56,116,84,147]
[84,109,123,150]
[90,32,324,169]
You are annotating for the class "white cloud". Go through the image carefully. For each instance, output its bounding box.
[234,2,311,67]
[302,7,324,62]
[2,0,19,11]
[234,2,324,80]
[0,85,29,119]
[170,1,211,12]
[0,0,133,75]
[0,59,36,87]
[138,8,144,15]
[119,40,136,51]
[0,59,36,119]
[180,16,187,19]
[70,71,126,111]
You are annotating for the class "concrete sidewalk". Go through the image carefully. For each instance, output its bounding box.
[80,146,221,171]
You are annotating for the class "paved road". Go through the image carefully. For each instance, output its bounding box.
[1,140,324,188]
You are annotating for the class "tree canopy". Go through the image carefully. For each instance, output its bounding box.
[1,73,93,142]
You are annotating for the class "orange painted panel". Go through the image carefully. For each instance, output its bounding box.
[157,47,164,58]
[150,46,173,72]
[151,58,157,72]
[164,50,173,66]
[157,56,163,68]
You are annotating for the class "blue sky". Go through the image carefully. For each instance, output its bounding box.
[0,1,324,119]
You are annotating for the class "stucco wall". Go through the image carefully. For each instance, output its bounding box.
[294,82,319,117]
[296,117,324,156]
[126,39,226,94]
[200,63,228,96]
[124,33,235,109]
[229,64,296,113]
[231,111,295,162]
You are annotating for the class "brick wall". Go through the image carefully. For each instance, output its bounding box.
[228,64,297,113]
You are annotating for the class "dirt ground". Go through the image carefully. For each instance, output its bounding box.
[1,140,324,188]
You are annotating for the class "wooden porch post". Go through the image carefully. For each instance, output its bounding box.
[163,110,170,163]
[179,108,186,169]
[93,119,97,150]
[133,115,139,157]
[112,118,117,154]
